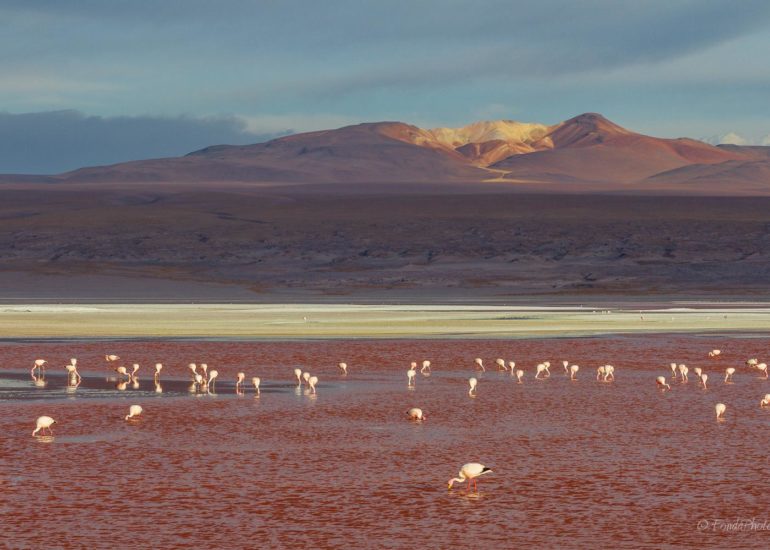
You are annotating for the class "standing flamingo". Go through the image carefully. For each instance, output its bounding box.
[474,358,485,372]
[188,363,198,381]
[724,367,736,383]
[694,367,702,378]
[757,363,769,378]
[569,365,579,381]
[338,362,348,375]
[252,377,260,395]
[715,403,726,420]
[32,416,56,436]
[207,370,218,391]
[302,372,311,386]
[507,361,515,373]
[125,405,143,420]
[495,358,506,371]
[596,366,606,380]
[468,377,478,396]
[294,368,302,384]
[656,376,671,391]
[115,366,131,381]
[543,362,551,377]
[200,363,209,382]
[65,362,81,385]
[308,376,318,394]
[130,363,140,379]
[604,365,615,381]
[236,372,245,391]
[154,363,163,379]
[678,364,688,382]
[760,394,770,407]
[447,463,492,492]
[31,359,47,377]
[669,363,678,378]
[562,360,570,375]
[515,369,523,383]
[535,364,547,379]
[421,360,431,374]
[700,373,708,389]
[407,366,416,387]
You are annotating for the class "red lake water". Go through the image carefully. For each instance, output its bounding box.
[2,336,770,548]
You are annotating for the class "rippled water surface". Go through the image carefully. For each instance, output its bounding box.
[2,336,770,549]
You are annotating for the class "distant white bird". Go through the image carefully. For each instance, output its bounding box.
[406,407,425,421]
[302,372,311,385]
[188,363,198,380]
[294,368,302,385]
[535,363,547,379]
[746,358,759,367]
[656,376,671,391]
[125,405,143,420]
[678,364,688,382]
[694,367,702,378]
[724,367,736,383]
[708,349,721,358]
[507,361,515,373]
[32,358,47,376]
[252,376,260,395]
[715,403,726,420]
[562,360,570,374]
[65,362,81,385]
[700,373,708,389]
[468,377,477,396]
[154,363,163,379]
[596,366,606,380]
[474,358,485,372]
[200,363,209,381]
[543,361,551,377]
[105,354,119,362]
[407,366,416,387]
[570,364,579,381]
[604,365,615,381]
[760,394,770,407]
[670,363,678,378]
[32,415,56,437]
[208,370,218,391]
[236,372,245,391]
[130,363,140,379]
[308,375,318,394]
[338,362,348,375]
[447,463,492,492]
[421,360,431,374]
[515,369,523,383]
[757,363,769,378]
[495,358,506,371]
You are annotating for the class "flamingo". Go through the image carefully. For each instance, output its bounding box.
[200,363,209,382]
[125,405,143,421]
[543,361,551,377]
[757,363,769,378]
[760,394,770,407]
[130,363,140,379]
[32,359,47,377]
[495,358,506,371]
[105,354,119,362]
[302,372,311,386]
[447,463,492,492]
[569,364,579,381]
[535,363,546,379]
[154,381,163,393]
[746,358,759,367]
[65,362,81,385]
[604,365,615,381]
[421,360,431,374]
[724,367,736,383]
[188,363,198,381]
[694,367,702,378]
[32,416,56,436]
[252,377,260,395]
[207,370,218,391]
[670,363,678,378]
[507,361,516,374]
[515,369,523,383]
[194,373,204,390]
[115,366,131,381]
[474,358,485,372]
[708,349,721,358]
[338,362,348,375]
[468,377,477,396]
[406,407,425,421]
[596,366,606,381]
[700,373,708,389]
[678,364,688,382]
[562,360,570,375]
[407,366,416,387]
[294,368,302,384]
[308,376,318,394]
[715,403,726,420]
[656,376,671,391]
[154,363,163,379]
[236,372,245,391]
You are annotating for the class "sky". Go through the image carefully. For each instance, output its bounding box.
[2,0,770,173]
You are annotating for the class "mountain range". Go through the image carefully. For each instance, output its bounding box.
[4,112,769,193]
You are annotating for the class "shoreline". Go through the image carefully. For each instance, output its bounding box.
[1,303,769,339]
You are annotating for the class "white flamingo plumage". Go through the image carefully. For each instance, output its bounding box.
[236,372,245,390]
[543,362,551,377]
[715,403,726,420]
[760,394,770,407]
[757,363,768,378]
[207,370,218,391]
[308,375,318,394]
[678,364,688,382]
[105,354,119,362]
[32,415,56,436]
[31,359,47,377]
[252,376,260,395]
[535,363,546,379]
[694,367,702,377]
[507,361,515,374]
[468,377,477,396]
[515,369,523,383]
[656,376,671,391]
[474,358,485,372]
[447,463,492,492]
[407,366,416,387]
[338,362,348,375]
[569,364,579,381]
[125,405,143,420]
[563,360,570,374]
[65,362,81,385]
[294,368,302,384]
[115,366,131,381]
[700,373,708,389]
[130,363,140,379]
[596,366,606,380]
[724,367,736,383]
[154,363,163,378]
[708,349,721,358]
[421,360,431,374]
[495,358,506,371]
[302,372,310,386]
[669,362,678,378]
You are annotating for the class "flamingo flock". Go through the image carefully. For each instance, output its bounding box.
[25,344,770,494]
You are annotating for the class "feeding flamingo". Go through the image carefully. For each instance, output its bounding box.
[535,364,547,379]
[724,367,736,383]
[715,403,726,420]
[447,463,492,492]
[207,370,219,391]
[31,359,47,377]
[252,377,260,395]
[761,394,770,407]
[105,355,119,362]
[406,407,425,421]
[515,369,523,383]
[308,376,318,394]
[32,416,56,437]
[656,376,671,391]
[474,358,485,372]
[294,368,302,384]
[569,365,579,381]
[468,377,478,396]
[236,372,245,391]
[407,366,416,387]
[338,362,348,375]
[700,373,708,389]
[421,360,431,374]
[125,405,143,420]
[154,363,163,379]
[495,358,506,371]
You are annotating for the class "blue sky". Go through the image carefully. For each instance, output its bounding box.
[2,0,770,173]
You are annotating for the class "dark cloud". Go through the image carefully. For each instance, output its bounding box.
[0,111,280,174]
